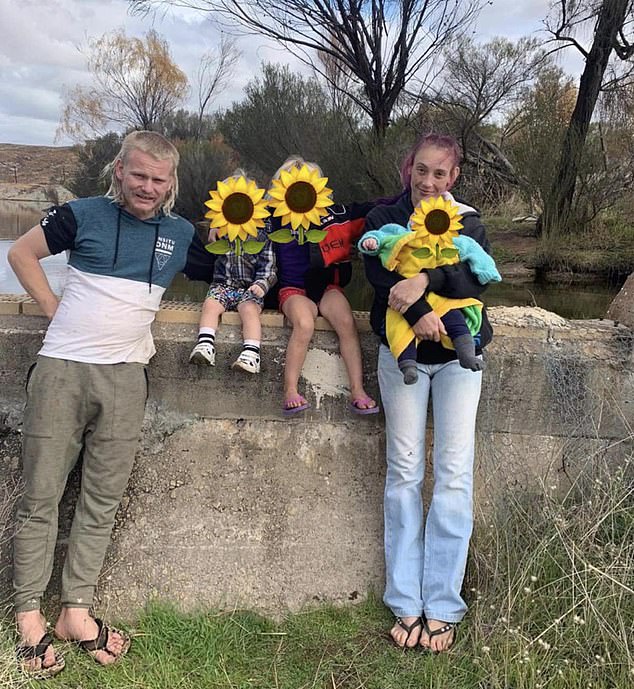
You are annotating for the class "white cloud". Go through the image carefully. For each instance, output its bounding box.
[0,0,586,146]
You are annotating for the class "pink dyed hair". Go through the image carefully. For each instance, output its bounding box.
[399,133,462,191]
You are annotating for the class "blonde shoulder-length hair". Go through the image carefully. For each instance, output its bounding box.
[104,131,180,216]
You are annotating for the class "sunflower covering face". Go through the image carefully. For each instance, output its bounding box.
[204,176,270,242]
[268,164,333,230]
[410,195,463,262]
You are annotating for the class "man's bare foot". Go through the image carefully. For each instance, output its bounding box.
[16,610,62,675]
[390,616,422,648]
[54,608,129,665]
[420,619,456,653]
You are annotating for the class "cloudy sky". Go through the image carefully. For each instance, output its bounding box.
[0,0,585,146]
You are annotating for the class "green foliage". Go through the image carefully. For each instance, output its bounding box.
[173,137,236,223]
[241,240,265,254]
[534,213,634,277]
[305,229,328,243]
[158,108,216,141]
[217,64,373,201]
[205,239,231,255]
[268,228,294,243]
[67,132,123,198]
[503,66,574,213]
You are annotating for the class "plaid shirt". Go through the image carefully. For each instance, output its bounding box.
[211,225,277,294]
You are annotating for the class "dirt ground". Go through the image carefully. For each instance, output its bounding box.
[0,143,76,186]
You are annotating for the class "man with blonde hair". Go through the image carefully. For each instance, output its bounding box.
[8,130,211,677]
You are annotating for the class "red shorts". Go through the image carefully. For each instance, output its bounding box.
[278,285,344,312]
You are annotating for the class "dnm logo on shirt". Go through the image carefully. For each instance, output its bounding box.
[155,236,175,271]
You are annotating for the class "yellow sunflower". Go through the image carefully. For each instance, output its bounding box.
[204,176,270,242]
[410,195,463,260]
[268,164,333,231]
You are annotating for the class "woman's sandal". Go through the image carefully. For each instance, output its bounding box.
[421,620,457,653]
[16,632,66,679]
[390,616,422,649]
[75,618,131,665]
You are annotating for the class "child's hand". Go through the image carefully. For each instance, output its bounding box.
[248,284,265,298]
[362,237,378,251]
[207,227,219,243]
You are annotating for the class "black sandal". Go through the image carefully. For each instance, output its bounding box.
[422,620,457,653]
[76,617,131,665]
[16,631,65,679]
[391,616,423,649]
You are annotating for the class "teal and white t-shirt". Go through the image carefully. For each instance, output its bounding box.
[39,196,199,365]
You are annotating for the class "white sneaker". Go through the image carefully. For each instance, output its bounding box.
[231,349,260,374]
[189,341,215,366]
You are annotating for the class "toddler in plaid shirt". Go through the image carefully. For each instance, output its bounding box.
[189,177,277,374]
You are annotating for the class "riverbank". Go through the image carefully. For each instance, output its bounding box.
[487,213,634,285]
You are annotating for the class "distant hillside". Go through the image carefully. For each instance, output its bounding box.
[0,143,77,186]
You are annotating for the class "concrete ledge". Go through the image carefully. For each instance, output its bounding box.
[0,294,376,334]
[0,305,632,618]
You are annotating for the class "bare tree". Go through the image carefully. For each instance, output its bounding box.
[58,29,189,141]
[543,0,634,234]
[194,34,241,140]
[129,0,485,140]
[436,37,545,141]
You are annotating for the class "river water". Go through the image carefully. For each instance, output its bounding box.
[0,200,620,319]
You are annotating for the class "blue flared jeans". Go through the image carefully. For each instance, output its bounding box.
[378,345,482,623]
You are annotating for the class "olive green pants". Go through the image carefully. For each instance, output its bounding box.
[13,356,147,613]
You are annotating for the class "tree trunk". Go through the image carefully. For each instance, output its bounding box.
[544,0,629,236]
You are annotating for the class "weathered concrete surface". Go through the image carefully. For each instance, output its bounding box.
[607,272,634,329]
[0,306,632,618]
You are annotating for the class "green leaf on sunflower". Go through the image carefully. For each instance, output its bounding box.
[268,228,294,243]
[306,229,328,243]
[440,247,459,258]
[205,240,231,255]
[242,240,265,255]
[412,247,433,259]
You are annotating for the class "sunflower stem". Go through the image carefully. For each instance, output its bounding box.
[298,226,305,245]
[235,238,242,256]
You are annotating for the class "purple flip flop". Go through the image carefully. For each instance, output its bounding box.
[350,397,380,415]
[283,396,310,416]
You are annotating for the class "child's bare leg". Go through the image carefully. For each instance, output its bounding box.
[237,300,262,342]
[319,289,376,408]
[281,295,317,406]
[199,297,225,329]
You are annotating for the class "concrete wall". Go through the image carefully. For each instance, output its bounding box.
[0,304,632,618]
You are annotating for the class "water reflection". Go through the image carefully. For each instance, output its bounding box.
[0,240,68,295]
[0,200,50,239]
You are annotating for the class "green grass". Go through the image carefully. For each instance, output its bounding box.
[3,456,632,689]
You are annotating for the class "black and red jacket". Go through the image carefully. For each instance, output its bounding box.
[273,200,377,302]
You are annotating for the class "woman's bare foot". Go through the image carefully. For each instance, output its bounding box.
[54,608,129,665]
[420,618,456,652]
[16,610,58,673]
[390,616,422,648]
